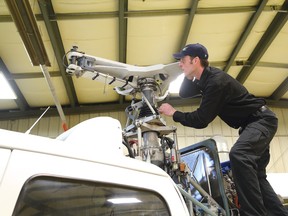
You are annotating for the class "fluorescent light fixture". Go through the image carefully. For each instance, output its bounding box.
[0,72,17,99]
[168,74,184,94]
[107,197,142,204]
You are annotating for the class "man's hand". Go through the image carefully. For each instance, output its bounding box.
[158,103,177,117]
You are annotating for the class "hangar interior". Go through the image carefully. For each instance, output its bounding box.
[0,0,288,203]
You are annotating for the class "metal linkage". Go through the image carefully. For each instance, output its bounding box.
[123,78,177,168]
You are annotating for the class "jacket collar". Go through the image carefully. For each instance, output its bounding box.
[198,67,210,89]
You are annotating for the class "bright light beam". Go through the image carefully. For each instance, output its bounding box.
[168,74,184,94]
[0,72,17,99]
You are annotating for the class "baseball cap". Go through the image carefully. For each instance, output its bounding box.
[173,43,209,60]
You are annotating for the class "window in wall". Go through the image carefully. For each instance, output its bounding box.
[13,175,170,216]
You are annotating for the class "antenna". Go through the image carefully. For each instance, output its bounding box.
[25,106,50,134]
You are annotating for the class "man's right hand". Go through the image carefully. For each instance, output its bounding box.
[158,103,177,117]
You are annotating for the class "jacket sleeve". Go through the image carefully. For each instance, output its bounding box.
[179,77,201,98]
[173,78,226,129]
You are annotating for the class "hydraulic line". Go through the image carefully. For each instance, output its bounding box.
[177,185,218,216]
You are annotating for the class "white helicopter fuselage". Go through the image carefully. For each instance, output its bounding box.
[0,117,189,216]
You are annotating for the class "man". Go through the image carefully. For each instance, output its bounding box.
[158,43,288,216]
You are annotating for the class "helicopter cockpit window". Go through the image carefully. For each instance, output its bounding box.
[13,176,170,216]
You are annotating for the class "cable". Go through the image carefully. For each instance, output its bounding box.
[62,50,71,69]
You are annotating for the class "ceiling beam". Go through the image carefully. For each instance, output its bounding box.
[118,0,128,63]
[257,62,288,69]
[236,1,288,84]
[179,0,199,49]
[0,5,284,22]
[60,5,284,19]
[4,0,50,67]
[11,71,60,79]
[10,61,288,80]
[0,58,29,111]
[38,0,78,108]
[224,0,268,72]
[118,0,128,105]
[1,97,288,120]
[169,0,198,94]
[269,77,288,100]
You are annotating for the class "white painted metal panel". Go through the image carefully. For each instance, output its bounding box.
[0,148,11,182]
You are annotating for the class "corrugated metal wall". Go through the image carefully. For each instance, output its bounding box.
[0,105,287,173]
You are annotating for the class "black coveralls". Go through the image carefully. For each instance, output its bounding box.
[173,66,288,216]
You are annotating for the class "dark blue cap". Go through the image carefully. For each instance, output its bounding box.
[173,43,209,60]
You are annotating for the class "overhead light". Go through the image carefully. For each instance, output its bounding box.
[0,72,17,99]
[107,197,142,204]
[4,0,69,131]
[4,0,50,66]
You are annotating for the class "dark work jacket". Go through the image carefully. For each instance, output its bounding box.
[173,66,266,129]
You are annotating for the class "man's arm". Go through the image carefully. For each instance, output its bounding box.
[179,77,201,98]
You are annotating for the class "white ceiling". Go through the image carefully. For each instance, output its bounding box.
[0,0,287,120]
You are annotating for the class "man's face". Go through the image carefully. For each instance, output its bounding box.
[178,55,195,80]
